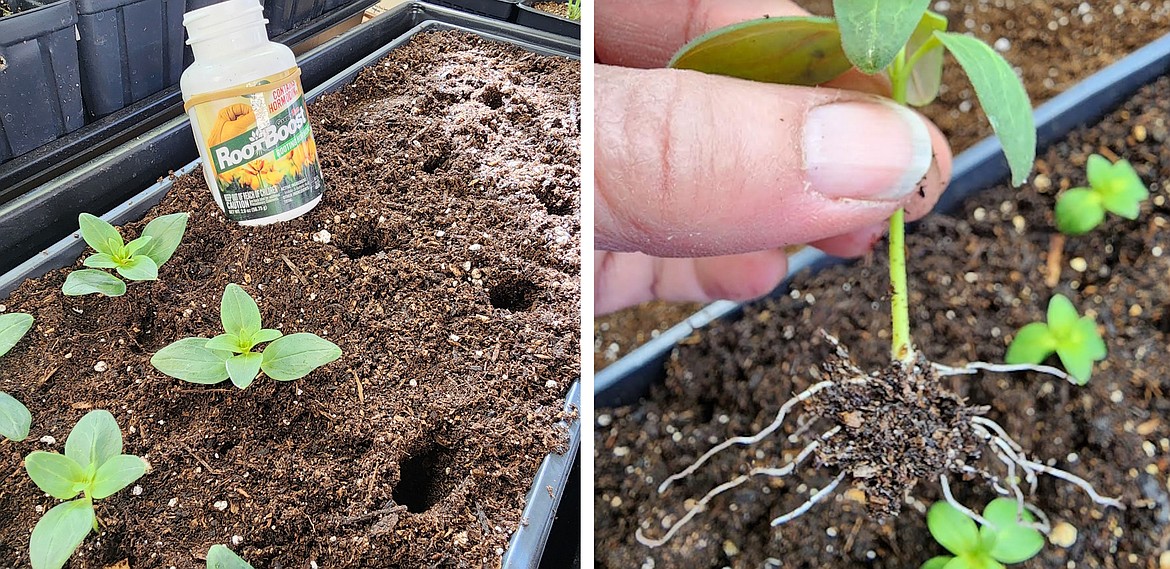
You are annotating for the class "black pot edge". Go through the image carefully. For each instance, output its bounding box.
[514,0,578,40]
[595,30,1170,409]
[0,0,376,207]
[0,9,581,569]
[427,0,517,22]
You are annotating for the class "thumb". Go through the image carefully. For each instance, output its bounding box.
[596,65,952,257]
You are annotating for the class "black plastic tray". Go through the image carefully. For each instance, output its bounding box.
[595,30,1170,409]
[0,5,580,567]
[0,0,375,213]
[427,0,516,21]
[514,0,578,40]
[0,0,84,163]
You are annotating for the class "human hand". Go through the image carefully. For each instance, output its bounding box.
[594,0,953,315]
[207,103,255,147]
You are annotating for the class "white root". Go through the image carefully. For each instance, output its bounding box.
[931,361,1074,384]
[636,431,833,548]
[770,472,846,527]
[970,416,1125,510]
[657,381,834,494]
[940,474,996,528]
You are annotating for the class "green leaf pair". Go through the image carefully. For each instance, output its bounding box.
[24,410,147,569]
[1054,154,1150,235]
[1005,294,1106,384]
[922,498,1045,569]
[207,544,255,568]
[0,312,35,441]
[669,5,1035,186]
[151,284,342,388]
[62,212,189,297]
[565,0,580,21]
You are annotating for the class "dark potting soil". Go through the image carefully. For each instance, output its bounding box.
[594,75,1170,568]
[533,2,570,19]
[595,0,1170,373]
[0,30,580,568]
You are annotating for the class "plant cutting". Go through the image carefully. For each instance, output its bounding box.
[0,311,34,441]
[150,283,342,388]
[207,544,254,568]
[61,212,189,297]
[566,0,580,21]
[635,1,1123,549]
[922,498,1044,569]
[1005,294,1106,384]
[1053,154,1150,235]
[23,410,147,569]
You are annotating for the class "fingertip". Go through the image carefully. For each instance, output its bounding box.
[903,116,954,221]
[693,250,788,302]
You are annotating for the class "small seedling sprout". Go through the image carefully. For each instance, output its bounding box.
[207,544,255,568]
[922,497,1044,569]
[0,312,34,441]
[62,212,189,297]
[24,410,147,569]
[1005,294,1106,385]
[566,0,581,21]
[1054,154,1149,236]
[150,283,342,388]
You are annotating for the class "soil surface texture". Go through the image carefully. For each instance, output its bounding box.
[0,30,580,568]
[533,2,571,19]
[595,75,1170,568]
[595,0,1170,372]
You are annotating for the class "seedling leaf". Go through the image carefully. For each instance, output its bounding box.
[138,212,189,265]
[226,353,263,389]
[206,333,246,354]
[65,410,122,470]
[1046,294,1078,331]
[0,391,31,441]
[935,31,1034,186]
[1090,156,1148,219]
[207,544,256,569]
[833,0,930,73]
[1004,322,1055,365]
[115,255,159,281]
[669,17,852,86]
[82,253,121,269]
[77,214,123,256]
[1054,188,1105,236]
[252,328,283,345]
[90,454,147,499]
[261,333,342,381]
[25,452,87,500]
[0,312,34,358]
[124,235,153,256]
[904,10,947,106]
[920,557,954,569]
[981,498,1044,563]
[62,270,127,297]
[29,498,95,569]
[151,338,231,384]
[221,284,262,339]
[927,501,980,555]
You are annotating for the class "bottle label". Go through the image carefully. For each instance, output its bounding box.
[185,68,325,222]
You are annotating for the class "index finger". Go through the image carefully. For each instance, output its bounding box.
[596,0,810,68]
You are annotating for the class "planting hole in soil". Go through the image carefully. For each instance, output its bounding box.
[0,29,579,568]
[595,69,1170,568]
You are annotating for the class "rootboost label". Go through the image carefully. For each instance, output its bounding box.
[185,68,325,222]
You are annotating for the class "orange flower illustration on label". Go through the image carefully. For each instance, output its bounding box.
[238,158,285,189]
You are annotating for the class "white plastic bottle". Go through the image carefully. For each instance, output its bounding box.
[180,0,325,225]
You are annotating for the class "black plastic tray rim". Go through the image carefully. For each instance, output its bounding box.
[595,30,1170,409]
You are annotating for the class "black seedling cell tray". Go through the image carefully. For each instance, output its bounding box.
[514,0,578,40]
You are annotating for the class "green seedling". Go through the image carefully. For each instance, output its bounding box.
[565,0,580,21]
[1006,294,1106,385]
[1054,154,1149,235]
[207,544,255,568]
[151,283,342,388]
[668,2,1034,363]
[24,410,147,569]
[0,312,35,441]
[922,498,1044,569]
[62,212,189,297]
